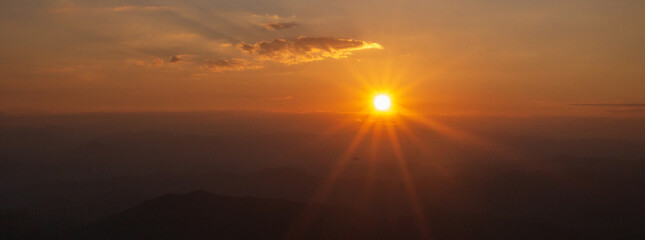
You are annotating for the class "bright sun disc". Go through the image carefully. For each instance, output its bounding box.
[374,94,391,111]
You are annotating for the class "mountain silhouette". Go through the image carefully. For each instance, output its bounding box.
[76,190,411,240]
[72,190,597,240]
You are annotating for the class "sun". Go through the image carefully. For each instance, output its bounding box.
[373,94,392,111]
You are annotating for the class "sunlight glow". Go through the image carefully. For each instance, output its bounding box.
[374,94,392,111]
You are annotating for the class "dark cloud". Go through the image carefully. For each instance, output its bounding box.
[570,103,645,107]
[235,36,383,64]
[204,58,262,72]
[263,22,298,30]
[169,55,182,63]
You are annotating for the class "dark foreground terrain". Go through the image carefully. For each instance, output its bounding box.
[0,190,609,240]
[75,191,589,240]
[2,112,645,239]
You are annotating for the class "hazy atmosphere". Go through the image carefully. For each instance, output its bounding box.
[3,0,645,115]
[2,0,645,239]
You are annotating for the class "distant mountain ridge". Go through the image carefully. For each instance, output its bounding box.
[73,190,593,240]
[76,190,402,240]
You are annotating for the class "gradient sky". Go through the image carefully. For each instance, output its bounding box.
[1,0,644,116]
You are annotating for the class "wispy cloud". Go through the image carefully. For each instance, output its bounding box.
[263,22,298,30]
[204,58,262,72]
[49,5,380,73]
[570,103,645,107]
[110,6,171,12]
[227,13,296,26]
[126,58,164,67]
[202,36,383,72]
[52,5,172,13]
[235,36,383,64]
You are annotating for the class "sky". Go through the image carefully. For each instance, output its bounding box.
[1,0,644,116]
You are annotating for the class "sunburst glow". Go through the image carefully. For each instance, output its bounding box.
[373,94,392,111]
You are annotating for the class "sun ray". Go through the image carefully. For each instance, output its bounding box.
[284,113,376,239]
[385,122,432,239]
[393,114,454,178]
[361,117,383,209]
[319,104,375,138]
[398,108,522,159]
[290,85,522,239]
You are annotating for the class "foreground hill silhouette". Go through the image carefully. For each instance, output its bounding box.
[2,113,645,239]
[76,191,407,240]
[73,190,592,240]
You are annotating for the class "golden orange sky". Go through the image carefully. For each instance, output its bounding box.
[1,0,644,116]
